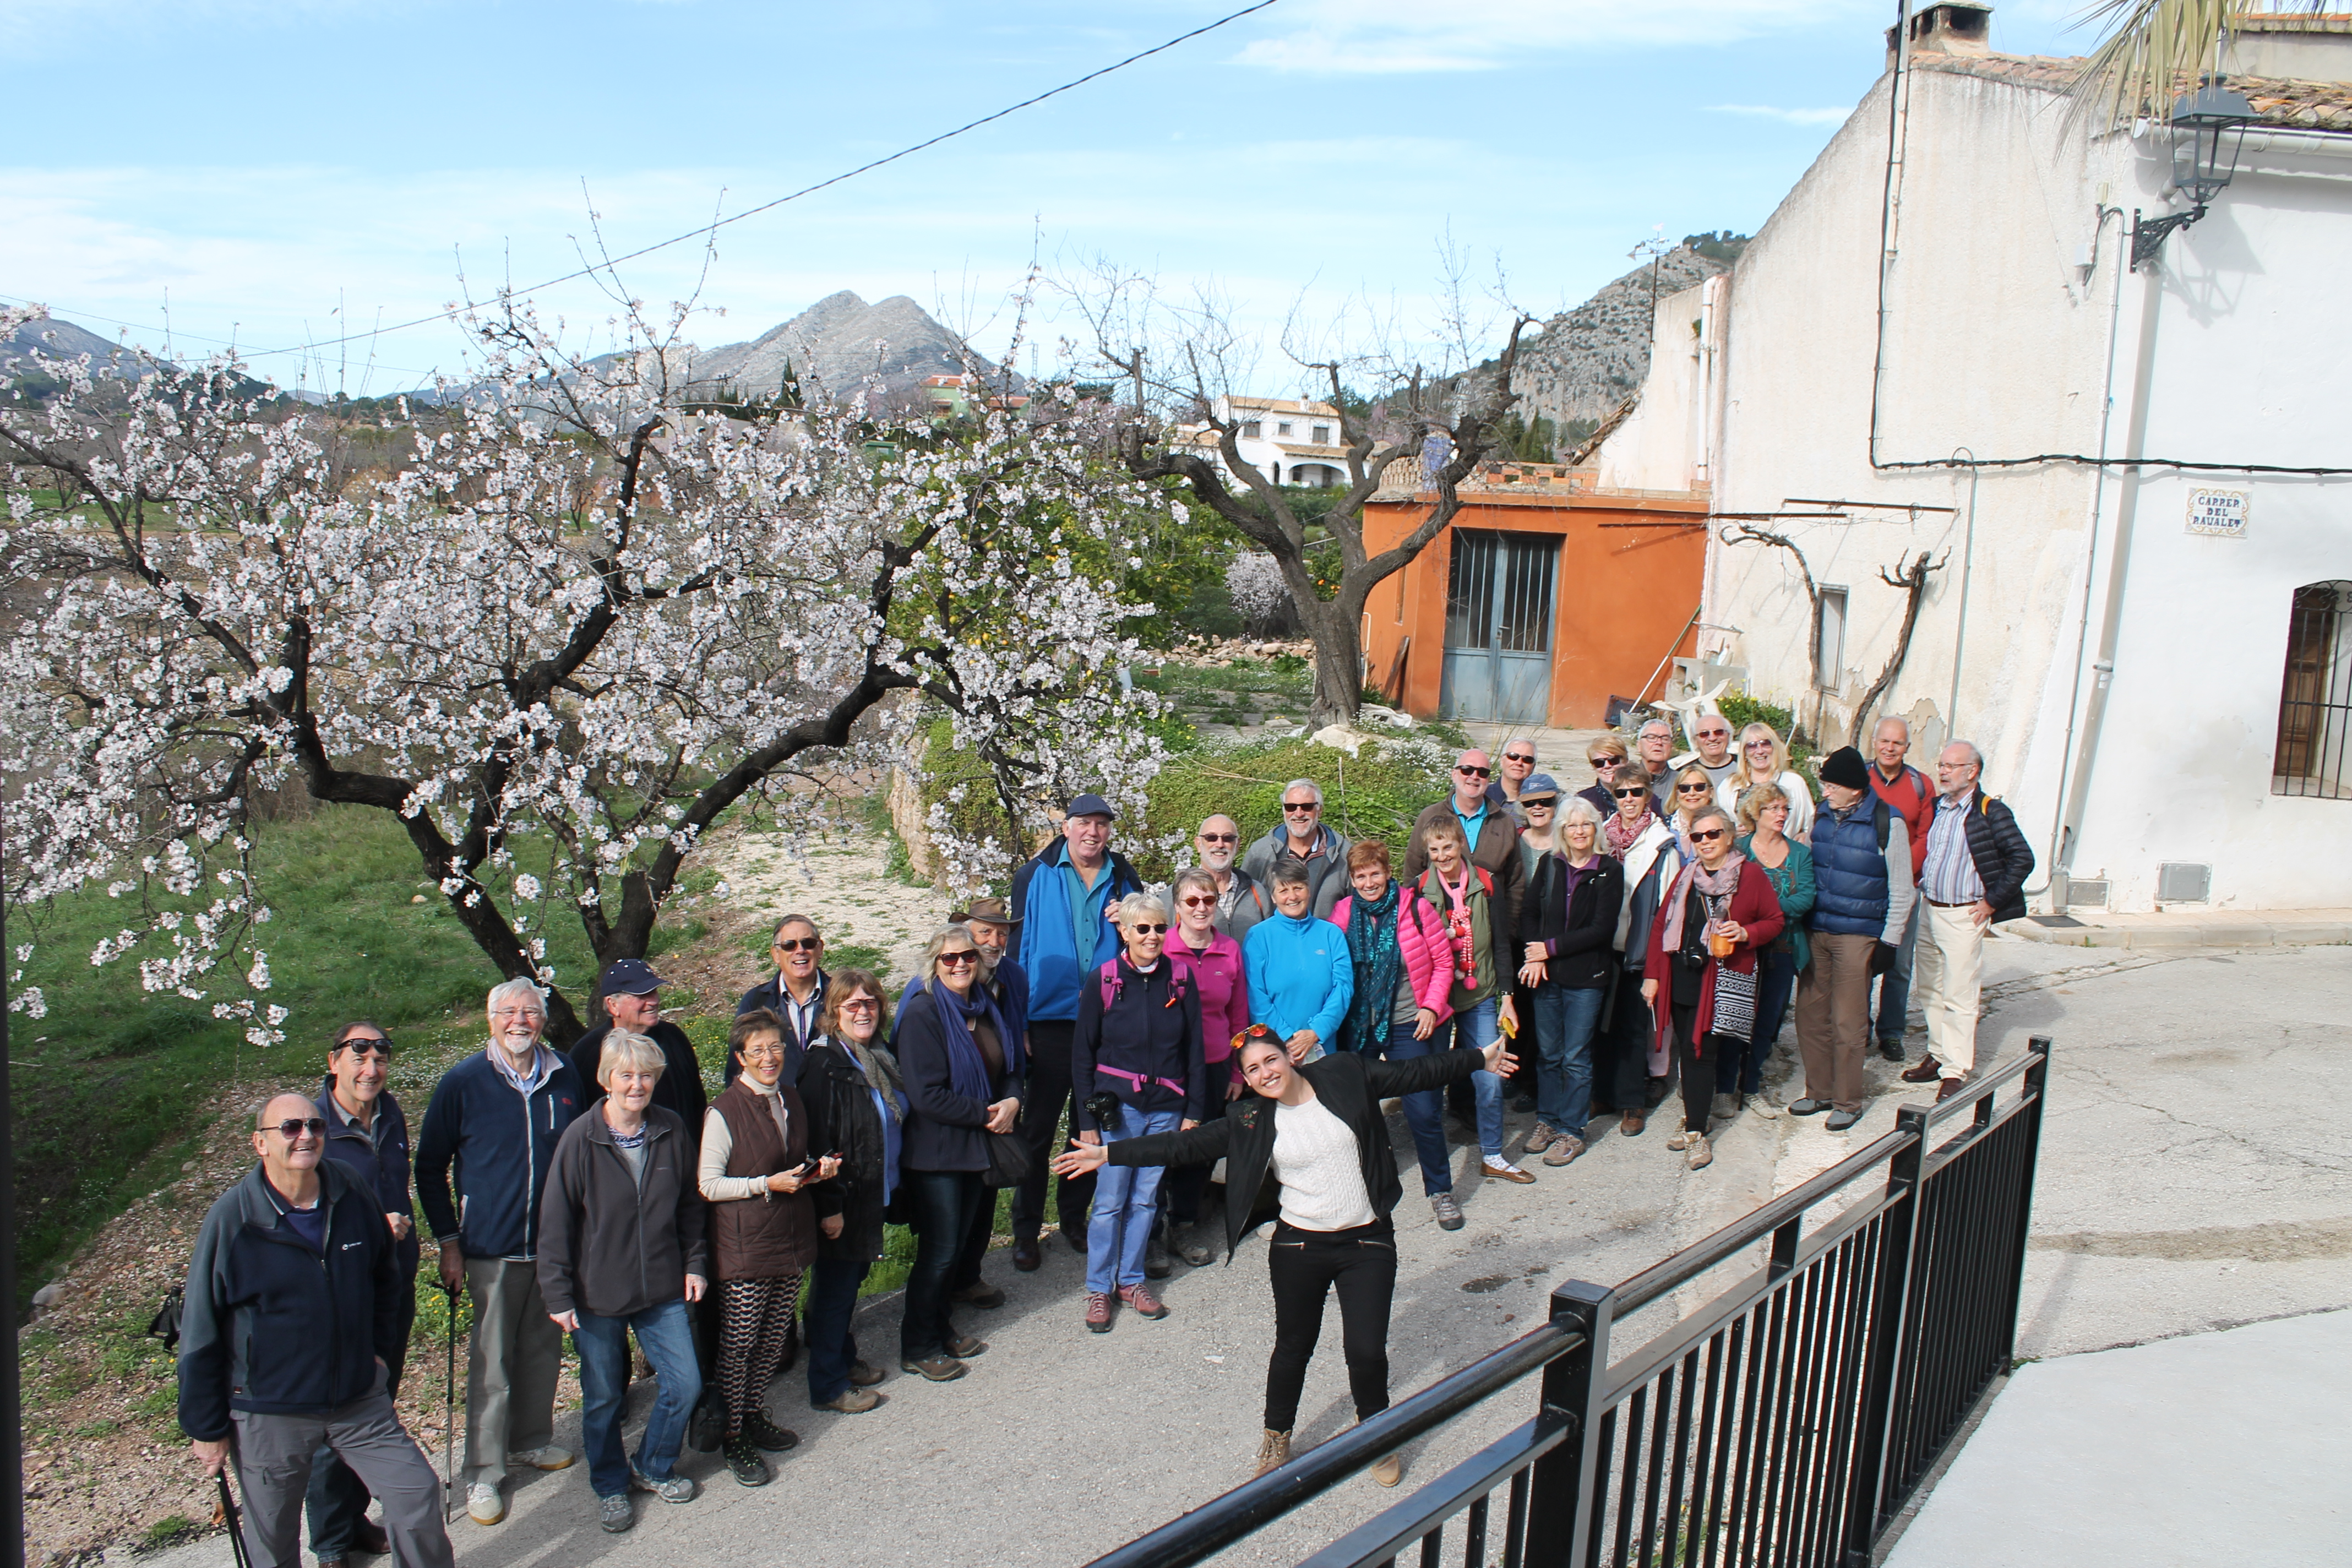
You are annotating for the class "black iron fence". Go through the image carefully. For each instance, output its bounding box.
[1092,1036,2052,1568]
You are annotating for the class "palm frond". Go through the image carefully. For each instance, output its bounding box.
[2066,1,2323,125]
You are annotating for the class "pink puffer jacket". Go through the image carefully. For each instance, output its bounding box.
[1329,887,1456,1026]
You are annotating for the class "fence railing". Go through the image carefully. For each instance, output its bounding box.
[1092,1035,2052,1568]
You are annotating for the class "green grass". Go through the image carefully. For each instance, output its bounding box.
[1126,734,1457,882]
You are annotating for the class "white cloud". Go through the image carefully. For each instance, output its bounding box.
[1233,0,1869,74]
[1707,104,1856,126]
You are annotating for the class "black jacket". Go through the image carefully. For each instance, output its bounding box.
[1959,789,2035,924]
[535,1106,710,1320]
[1105,1048,1487,1259]
[567,1019,709,1132]
[894,983,1025,1174]
[797,1036,902,1264]
[177,1159,401,1441]
[1071,955,1211,1131]
[1520,852,1626,991]
[733,968,831,1084]
[315,1086,419,1280]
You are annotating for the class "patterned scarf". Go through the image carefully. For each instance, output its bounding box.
[821,1030,903,1124]
[1340,879,1405,1052]
[1658,851,1746,955]
[1603,804,1655,859]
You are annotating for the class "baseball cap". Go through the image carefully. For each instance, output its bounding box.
[598,957,667,997]
[1065,793,1116,820]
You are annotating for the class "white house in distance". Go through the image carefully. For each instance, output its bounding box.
[1195,395,1350,487]
[1592,3,2352,914]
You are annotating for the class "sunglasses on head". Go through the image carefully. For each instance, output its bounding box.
[269,1118,327,1141]
[774,937,820,953]
[1197,831,1237,843]
[1691,827,1727,843]
[1456,765,1491,779]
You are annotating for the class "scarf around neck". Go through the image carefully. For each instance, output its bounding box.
[1604,805,1655,858]
[1341,879,1405,1052]
[821,1030,904,1124]
[1659,851,1746,956]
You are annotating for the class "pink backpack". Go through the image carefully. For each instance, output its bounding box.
[1098,958,1192,1011]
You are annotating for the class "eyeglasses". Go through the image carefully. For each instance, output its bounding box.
[1282,802,1319,814]
[840,998,881,1014]
[1691,827,1727,843]
[1455,765,1491,779]
[1178,894,1218,908]
[269,1118,327,1141]
[739,1040,787,1060]
[1197,832,1237,843]
[774,937,820,953]
[1502,752,1534,764]
[1127,922,1169,935]
[1613,787,1649,799]
[1676,782,1713,794]
[937,951,979,968]
[491,1008,543,1023]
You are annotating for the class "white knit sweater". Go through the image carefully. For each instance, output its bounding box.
[1271,1094,1376,1232]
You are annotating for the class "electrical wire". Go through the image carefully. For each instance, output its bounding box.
[233,1,1284,364]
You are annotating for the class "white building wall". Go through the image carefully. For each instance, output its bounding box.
[1597,61,2352,912]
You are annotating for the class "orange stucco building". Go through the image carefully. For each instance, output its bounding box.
[1362,465,1708,729]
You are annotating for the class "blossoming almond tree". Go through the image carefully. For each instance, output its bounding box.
[1,298,1170,1045]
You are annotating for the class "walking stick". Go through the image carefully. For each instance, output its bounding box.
[441,1277,460,1523]
[215,1469,252,1568]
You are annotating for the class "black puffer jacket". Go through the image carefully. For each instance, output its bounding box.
[797,1035,903,1264]
[1519,852,1626,990]
[1959,789,2035,923]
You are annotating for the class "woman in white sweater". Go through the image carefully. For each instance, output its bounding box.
[1722,723,1815,842]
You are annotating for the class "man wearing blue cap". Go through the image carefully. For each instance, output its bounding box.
[567,959,710,1132]
[1007,793,1143,1271]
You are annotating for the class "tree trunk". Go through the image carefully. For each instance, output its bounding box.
[1295,593,1365,729]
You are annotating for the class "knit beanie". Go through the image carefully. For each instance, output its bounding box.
[1817,746,1870,791]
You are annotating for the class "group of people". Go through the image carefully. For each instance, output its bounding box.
[174,714,2037,1553]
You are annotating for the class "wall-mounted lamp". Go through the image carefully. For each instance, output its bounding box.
[2131,81,2258,268]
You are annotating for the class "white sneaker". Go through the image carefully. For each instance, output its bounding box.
[508,1445,574,1471]
[466,1482,507,1525]
[1745,1093,1782,1120]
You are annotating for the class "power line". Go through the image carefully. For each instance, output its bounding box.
[0,292,446,383]
[238,1,1283,363]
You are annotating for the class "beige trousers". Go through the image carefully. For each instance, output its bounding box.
[1914,901,1986,1078]
[1794,933,1877,1114]
[462,1257,564,1488]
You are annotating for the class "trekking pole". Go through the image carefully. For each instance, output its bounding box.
[442,1277,460,1522]
[215,1469,252,1568]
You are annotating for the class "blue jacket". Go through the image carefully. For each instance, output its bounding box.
[415,1049,585,1261]
[1810,799,1914,942]
[1010,840,1143,1022]
[315,1086,418,1280]
[177,1159,400,1441]
[1243,913,1355,1047]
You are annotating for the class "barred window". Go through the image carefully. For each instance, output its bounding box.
[2275,581,2352,798]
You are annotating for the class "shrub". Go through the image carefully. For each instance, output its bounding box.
[1125,734,1455,882]
[1717,691,1795,738]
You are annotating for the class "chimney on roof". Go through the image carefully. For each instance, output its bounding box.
[1888,3,1993,68]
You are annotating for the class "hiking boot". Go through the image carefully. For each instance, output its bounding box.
[1620,1109,1647,1136]
[1667,1125,1693,1151]
[1685,1133,1713,1170]
[465,1483,505,1526]
[944,1332,987,1359]
[722,1432,771,1488]
[1254,1428,1293,1477]
[1012,1236,1042,1272]
[1542,1134,1585,1167]
[1431,1192,1464,1231]
[630,1468,699,1504]
[507,1445,574,1471]
[1174,1224,1217,1266]
[1085,1291,1114,1332]
[1644,1077,1670,1108]
[1371,1451,1403,1488]
[1509,1092,1537,1114]
[744,1412,798,1453]
[1901,1054,1944,1084]
[952,1280,1006,1308]
[1119,1283,1168,1320]
[1483,1158,1536,1184]
[848,1359,885,1387]
[1525,1121,1559,1153]
[813,1386,881,1414]
[901,1354,967,1382]
[1745,1093,1781,1120]
[687,1390,723,1452]
[1878,1039,1907,1062]
[1710,1092,1739,1123]
[1144,1232,1173,1280]
[597,1493,633,1533]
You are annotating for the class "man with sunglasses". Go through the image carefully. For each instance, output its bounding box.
[304,1024,419,1568]
[1194,814,1271,940]
[1240,780,1349,921]
[1670,712,1740,794]
[1402,750,1527,938]
[181,1094,455,1568]
[736,916,831,1080]
[1488,738,1539,824]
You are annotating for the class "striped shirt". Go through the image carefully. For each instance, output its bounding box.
[1920,794,1986,905]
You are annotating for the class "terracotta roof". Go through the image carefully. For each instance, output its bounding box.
[1912,51,2352,131]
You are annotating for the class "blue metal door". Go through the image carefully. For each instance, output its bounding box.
[1438,530,1558,725]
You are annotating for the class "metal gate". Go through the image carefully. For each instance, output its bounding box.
[1440,530,1559,725]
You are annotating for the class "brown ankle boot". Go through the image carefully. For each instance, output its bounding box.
[1254,1428,1292,1477]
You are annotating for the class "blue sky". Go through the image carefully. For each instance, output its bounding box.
[2,0,2090,395]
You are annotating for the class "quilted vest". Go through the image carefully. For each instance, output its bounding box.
[1810,799,1893,938]
[709,1080,815,1281]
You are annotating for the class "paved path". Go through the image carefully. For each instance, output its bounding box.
[2007,905,2352,950]
[1885,1307,2351,1567]
[127,941,2351,1568]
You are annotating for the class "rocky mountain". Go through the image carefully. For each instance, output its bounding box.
[667,290,988,404]
[1,314,167,381]
[1511,243,1735,433]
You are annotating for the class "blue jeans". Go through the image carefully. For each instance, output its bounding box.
[804,1254,872,1404]
[1874,902,1920,1043]
[1528,984,1605,1137]
[1087,1104,1180,1293]
[571,1298,701,1499]
[1431,999,1504,1161]
[901,1168,987,1360]
[1370,1027,1453,1196]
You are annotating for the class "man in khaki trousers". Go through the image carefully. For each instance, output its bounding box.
[1902,742,2036,1099]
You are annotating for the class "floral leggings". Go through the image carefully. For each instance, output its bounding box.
[718,1275,803,1435]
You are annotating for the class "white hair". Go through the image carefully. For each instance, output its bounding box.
[1115,889,1172,925]
[486,977,546,1017]
[1560,798,1605,832]
[1280,778,1323,807]
[597,1028,667,1087]
[1947,738,1984,769]
[1875,715,1911,742]
[1637,718,1674,741]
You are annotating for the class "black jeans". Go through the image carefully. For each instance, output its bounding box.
[901,1168,987,1360]
[804,1254,872,1404]
[1593,967,1653,1112]
[1265,1219,1397,1433]
[949,1184,997,1292]
[1670,1003,1713,1135]
[1011,1020,1096,1242]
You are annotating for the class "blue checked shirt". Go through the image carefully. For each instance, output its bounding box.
[1920,794,1986,905]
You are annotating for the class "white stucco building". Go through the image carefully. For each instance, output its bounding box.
[1593,4,2352,914]
[1195,395,1351,487]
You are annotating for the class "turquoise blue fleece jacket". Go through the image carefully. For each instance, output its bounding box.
[1242,913,1354,1047]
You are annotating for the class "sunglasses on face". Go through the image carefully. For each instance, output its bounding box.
[1697,729,1730,741]
[1178,894,1217,908]
[937,950,979,968]
[1282,802,1319,814]
[774,937,820,954]
[337,1037,391,1059]
[1197,832,1237,844]
[1691,827,1727,843]
[1613,787,1649,799]
[1502,752,1534,764]
[1745,739,1775,750]
[269,1118,328,1141]
[1456,765,1491,779]
[1588,756,1618,769]
[1522,798,1557,810]
[1128,922,1169,935]
[1678,782,1713,794]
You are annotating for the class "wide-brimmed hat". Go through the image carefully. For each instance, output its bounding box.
[952,896,1020,929]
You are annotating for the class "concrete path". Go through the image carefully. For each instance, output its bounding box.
[2007,906,2352,950]
[1885,1307,2351,1567]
